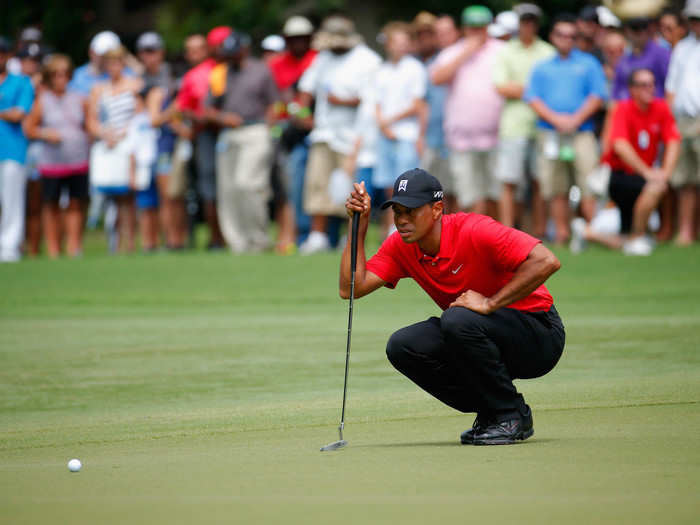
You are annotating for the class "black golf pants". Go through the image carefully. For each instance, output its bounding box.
[385,305,565,420]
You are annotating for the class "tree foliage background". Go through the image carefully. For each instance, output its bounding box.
[0,0,687,63]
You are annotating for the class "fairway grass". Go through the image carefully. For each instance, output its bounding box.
[1,239,699,524]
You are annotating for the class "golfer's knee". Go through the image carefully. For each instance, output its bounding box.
[440,307,483,340]
[386,329,411,366]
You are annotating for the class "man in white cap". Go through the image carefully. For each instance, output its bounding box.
[268,16,318,252]
[69,31,123,95]
[665,0,700,245]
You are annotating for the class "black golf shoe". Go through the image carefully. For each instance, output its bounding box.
[460,414,490,444]
[472,407,534,445]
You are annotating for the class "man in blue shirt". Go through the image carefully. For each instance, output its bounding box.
[525,13,607,244]
[0,37,34,262]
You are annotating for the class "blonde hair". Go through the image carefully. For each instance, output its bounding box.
[42,53,73,86]
[381,21,414,42]
[102,45,127,61]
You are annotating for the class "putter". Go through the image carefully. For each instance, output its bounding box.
[321,212,360,452]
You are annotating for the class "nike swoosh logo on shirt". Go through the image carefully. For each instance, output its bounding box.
[451,264,463,274]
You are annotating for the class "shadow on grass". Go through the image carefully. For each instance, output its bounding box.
[356,438,556,448]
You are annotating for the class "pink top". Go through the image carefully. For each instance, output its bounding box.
[432,38,504,151]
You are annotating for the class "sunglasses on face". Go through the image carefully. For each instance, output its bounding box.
[632,81,655,88]
[554,30,576,40]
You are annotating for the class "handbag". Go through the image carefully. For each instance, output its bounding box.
[89,139,131,189]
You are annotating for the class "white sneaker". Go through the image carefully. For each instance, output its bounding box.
[569,217,587,254]
[299,231,330,255]
[623,236,653,256]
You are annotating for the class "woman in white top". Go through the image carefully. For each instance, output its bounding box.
[86,46,143,253]
[373,22,428,238]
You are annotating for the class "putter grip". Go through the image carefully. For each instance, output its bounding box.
[350,212,360,273]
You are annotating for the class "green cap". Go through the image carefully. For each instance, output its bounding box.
[461,5,494,27]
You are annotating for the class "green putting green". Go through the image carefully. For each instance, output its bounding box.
[1,235,699,524]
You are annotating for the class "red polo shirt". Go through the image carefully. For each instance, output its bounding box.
[366,213,553,312]
[603,98,680,174]
[176,58,217,115]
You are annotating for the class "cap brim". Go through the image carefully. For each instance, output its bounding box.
[380,196,432,210]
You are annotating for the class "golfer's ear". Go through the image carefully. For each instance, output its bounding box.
[432,201,444,219]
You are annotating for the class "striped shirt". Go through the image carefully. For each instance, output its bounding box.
[99,89,136,134]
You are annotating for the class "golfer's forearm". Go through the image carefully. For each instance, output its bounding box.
[339,220,369,299]
[487,245,560,311]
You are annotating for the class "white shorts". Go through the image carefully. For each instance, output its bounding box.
[449,149,501,209]
[495,137,536,186]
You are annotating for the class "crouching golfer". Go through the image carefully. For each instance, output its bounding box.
[340,168,565,445]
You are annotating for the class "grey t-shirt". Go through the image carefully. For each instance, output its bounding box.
[142,62,173,94]
[205,59,279,124]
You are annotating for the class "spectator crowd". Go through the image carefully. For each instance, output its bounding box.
[1,1,700,261]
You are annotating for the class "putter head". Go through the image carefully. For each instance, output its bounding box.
[320,439,347,452]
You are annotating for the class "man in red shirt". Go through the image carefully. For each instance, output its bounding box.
[176,26,232,250]
[574,68,680,255]
[341,168,564,445]
[268,16,317,94]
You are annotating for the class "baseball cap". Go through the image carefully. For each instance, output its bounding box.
[579,5,600,23]
[495,11,519,35]
[283,16,314,37]
[684,0,700,19]
[207,26,232,48]
[462,5,494,27]
[136,31,164,51]
[597,6,621,28]
[90,31,121,56]
[513,3,543,20]
[20,27,42,43]
[487,23,509,38]
[381,169,444,210]
[261,34,285,52]
[220,31,251,57]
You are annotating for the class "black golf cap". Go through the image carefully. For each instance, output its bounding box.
[221,31,251,57]
[380,168,444,210]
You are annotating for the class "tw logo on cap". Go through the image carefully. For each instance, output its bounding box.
[398,180,408,192]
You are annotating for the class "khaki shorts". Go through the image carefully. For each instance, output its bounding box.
[449,149,501,209]
[304,142,348,217]
[671,115,700,188]
[421,146,453,194]
[536,130,598,199]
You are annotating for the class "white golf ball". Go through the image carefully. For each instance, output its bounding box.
[68,458,82,472]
